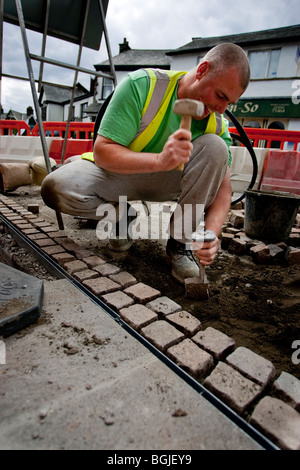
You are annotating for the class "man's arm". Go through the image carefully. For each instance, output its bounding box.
[93,130,193,174]
[196,166,232,265]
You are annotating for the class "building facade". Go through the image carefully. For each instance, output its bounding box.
[58,25,300,131]
[167,25,300,132]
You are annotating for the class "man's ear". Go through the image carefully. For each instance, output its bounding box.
[196,61,210,79]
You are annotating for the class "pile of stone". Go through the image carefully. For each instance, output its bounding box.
[221,207,300,265]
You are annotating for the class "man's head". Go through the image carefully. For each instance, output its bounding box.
[178,43,250,119]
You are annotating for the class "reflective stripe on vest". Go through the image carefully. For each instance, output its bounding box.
[205,112,226,136]
[128,69,187,152]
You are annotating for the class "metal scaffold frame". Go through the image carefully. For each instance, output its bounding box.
[0,0,116,228]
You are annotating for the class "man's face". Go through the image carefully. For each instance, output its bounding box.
[188,61,245,119]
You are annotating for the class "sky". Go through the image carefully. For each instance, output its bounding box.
[1,0,299,114]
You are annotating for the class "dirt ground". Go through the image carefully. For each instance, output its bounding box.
[1,185,300,380]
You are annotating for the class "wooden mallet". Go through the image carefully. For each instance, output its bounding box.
[173,99,204,170]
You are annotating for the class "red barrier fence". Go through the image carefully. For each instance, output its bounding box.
[229,127,300,151]
[0,120,31,135]
[1,120,300,150]
[31,121,94,139]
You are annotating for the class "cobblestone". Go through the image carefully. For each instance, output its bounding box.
[166,310,201,337]
[272,371,300,411]
[146,296,182,317]
[203,361,262,414]
[141,320,185,352]
[82,276,120,296]
[192,327,235,360]
[124,282,161,304]
[119,304,158,331]
[101,291,134,311]
[226,346,276,388]
[167,338,214,379]
[250,396,300,450]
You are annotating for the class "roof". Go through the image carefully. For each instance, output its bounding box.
[95,49,171,71]
[167,24,300,56]
[39,83,90,105]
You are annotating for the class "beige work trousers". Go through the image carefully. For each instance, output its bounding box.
[41,134,229,243]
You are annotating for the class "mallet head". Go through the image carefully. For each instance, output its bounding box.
[173,99,204,119]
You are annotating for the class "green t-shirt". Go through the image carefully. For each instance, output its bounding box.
[98,69,232,165]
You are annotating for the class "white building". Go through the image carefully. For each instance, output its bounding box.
[167,24,300,132]
[94,25,300,132]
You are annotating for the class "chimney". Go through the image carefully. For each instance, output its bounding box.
[119,37,130,53]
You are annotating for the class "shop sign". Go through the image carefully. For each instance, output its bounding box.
[227,98,300,118]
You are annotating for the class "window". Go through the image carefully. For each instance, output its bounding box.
[249,49,281,79]
[102,78,114,99]
[81,102,88,119]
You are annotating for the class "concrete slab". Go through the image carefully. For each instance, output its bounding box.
[0,262,44,337]
[0,279,263,450]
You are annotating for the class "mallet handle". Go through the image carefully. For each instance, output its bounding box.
[177,115,192,171]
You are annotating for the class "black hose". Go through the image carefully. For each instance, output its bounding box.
[225,109,258,205]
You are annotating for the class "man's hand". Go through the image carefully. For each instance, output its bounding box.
[157,129,193,171]
[195,238,220,266]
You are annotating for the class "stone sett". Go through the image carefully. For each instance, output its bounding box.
[101,291,134,311]
[22,228,40,235]
[94,262,121,276]
[167,338,214,379]
[40,225,60,234]
[13,222,33,230]
[226,346,276,388]
[203,361,262,415]
[287,247,300,265]
[50,231,68,239]
[42,245,66,256]
[119,304,157,331]
[73,269,99,283]
[124,282,161,304]
[34,237,57,247]
[109,271,137,289]
[272,371,300,411]
[82,255,106,268]
[27,233,49,241]
[146,296,182,318]
[221,232,235,250]
[228,237,247,256]
[83,276,120,296]
[250,396,300,450]
[192,327,235,361]
[72,249,94,260]
[166,310,201,337]
[64,260,88,274]
[141,320,184,352]
[250,244,270,264]
[52,252,76,265]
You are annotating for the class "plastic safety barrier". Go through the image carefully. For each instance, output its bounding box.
[229,127,300,151]
[260,150,300,195]
[1,120,31,135]
[31,121,94,139]
[49,138,93,163]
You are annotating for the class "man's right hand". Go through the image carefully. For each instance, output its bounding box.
[157,129,193,171]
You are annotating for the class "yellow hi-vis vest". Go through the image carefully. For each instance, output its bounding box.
[82,68,227,162]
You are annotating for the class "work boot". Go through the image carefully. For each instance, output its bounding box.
[166,237,199,284]
[109,203,137,252]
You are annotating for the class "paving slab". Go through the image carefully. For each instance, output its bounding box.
[0,278,263,450]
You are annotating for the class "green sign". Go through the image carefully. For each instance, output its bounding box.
[227,98,300,118]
